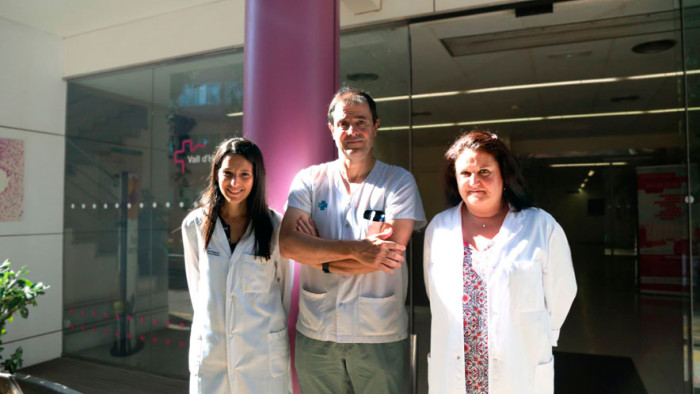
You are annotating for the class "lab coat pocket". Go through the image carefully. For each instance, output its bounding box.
[240,254,273,293]
[510,261,545,311]
[299,288,327,331]
[268,327,290,378]
[534,356,554,394]
[358,294,400,336]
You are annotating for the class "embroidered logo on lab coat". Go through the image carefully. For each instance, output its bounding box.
[206,248,220,256]
[318,200,328,211]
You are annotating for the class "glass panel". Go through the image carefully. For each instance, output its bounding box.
[683,0,700,391]
[64,51,244,378]
[152,51,244,377]
[338,24,415,388]
[340,26,412,169]
[64,68,157,370]
[410,1,687,392]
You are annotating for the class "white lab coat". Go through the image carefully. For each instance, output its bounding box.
[423,203,577,394]
[182,208,292,394]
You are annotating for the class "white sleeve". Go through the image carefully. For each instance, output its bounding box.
[543,222,577,346]
[273,237,294,316]
[181,216,201,309]
[386,170,427,229]
[270,213,295,394]
[286,168,313,213]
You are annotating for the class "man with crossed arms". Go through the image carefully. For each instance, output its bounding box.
[280,87,426,393]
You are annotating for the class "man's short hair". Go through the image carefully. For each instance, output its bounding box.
[327,87,379,125]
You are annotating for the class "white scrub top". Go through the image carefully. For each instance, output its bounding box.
[287,159,426,343]
[182,208,292,393]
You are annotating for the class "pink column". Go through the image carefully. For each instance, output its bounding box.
[243,0,338,210]
[243,1,338,392]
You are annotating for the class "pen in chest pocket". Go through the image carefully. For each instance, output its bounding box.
[363,209,385,236]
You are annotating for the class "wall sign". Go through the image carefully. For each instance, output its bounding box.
[173,139,209,174]
[0,138,24,222]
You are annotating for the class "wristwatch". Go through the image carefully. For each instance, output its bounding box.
[322,262,330,274]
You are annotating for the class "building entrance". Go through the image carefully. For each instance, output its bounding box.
[62,1,699,392]
[401,1,692,392]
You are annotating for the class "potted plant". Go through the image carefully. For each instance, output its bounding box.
[0,259,49,373]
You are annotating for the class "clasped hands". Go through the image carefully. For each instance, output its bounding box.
[295,216,406,274]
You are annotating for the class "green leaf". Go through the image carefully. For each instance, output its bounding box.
[0,258,49,372]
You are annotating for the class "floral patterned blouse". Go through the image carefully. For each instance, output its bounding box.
[463,241,489,393]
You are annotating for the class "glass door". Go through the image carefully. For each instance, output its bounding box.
[337,23,415,390]
[409,0,688,392]
[682,0,700,391]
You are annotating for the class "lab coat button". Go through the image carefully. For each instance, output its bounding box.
[457,355,461,360]
[345,223,350,228]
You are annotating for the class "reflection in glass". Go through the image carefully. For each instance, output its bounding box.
[684,2,700,390]
[339,24,415,389]
[64,52,245,378]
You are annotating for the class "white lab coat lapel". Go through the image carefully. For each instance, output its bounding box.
[211,217,256,298]
[210,218,232,259]
[442,203,464,324]
[210,217,255,260]
[424,203,465,393]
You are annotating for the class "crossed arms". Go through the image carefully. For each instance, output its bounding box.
[279,207,415,274]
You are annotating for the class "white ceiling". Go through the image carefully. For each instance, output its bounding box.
[0,0,222,37]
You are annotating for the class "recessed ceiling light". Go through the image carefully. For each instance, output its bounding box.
[550,162,628,168]
[547,50,592,60]
[346,72,379,82]
[378,106,700,131]
[632,39,676,54]
[373,69,699,103]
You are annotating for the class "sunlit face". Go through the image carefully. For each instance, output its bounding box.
[329,99,379,160]
[455,148,504,216]
[216,154,254,207]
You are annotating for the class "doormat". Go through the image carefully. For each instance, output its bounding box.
[554,351,647,394]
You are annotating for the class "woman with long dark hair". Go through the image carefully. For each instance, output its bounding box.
[424,130,577,393]
[181,137,291,393]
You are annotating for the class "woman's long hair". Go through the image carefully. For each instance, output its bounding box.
[199,138,273,259]
[444,130,534,211]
